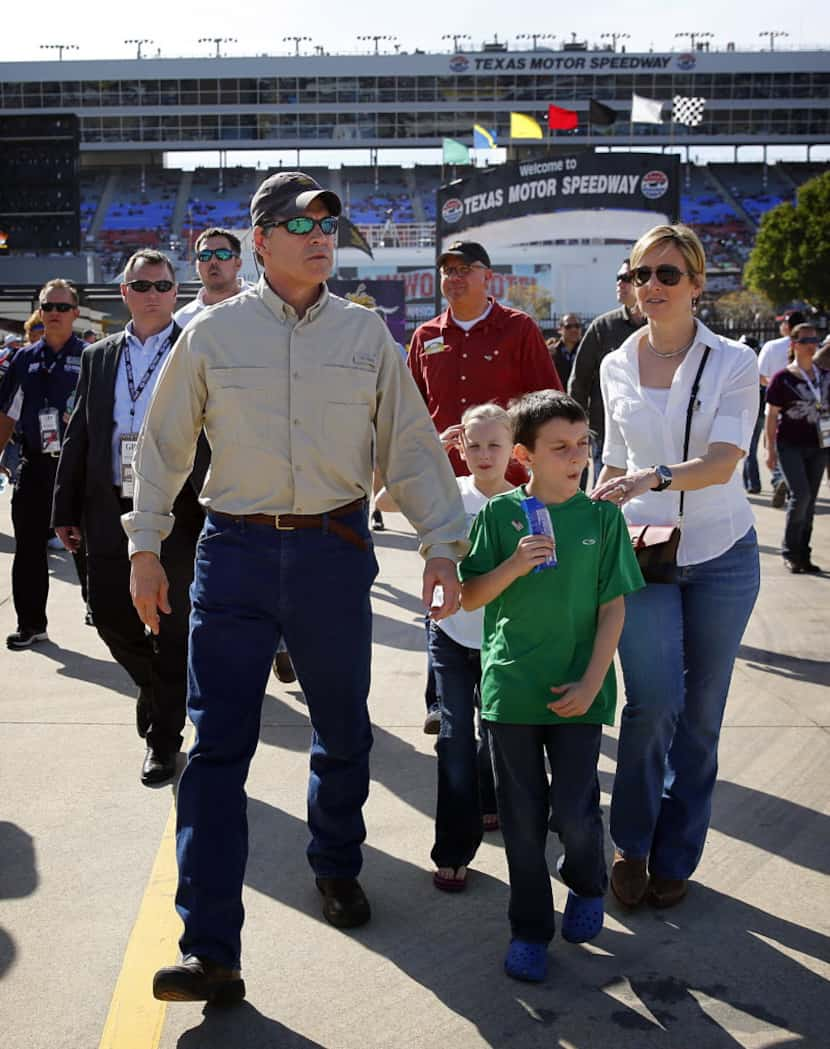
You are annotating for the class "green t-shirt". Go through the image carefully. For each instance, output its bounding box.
[458,487,644,726]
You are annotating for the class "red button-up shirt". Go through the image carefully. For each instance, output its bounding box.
[408,300,563,482]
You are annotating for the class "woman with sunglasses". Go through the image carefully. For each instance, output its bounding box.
[764,323,829,574]
[591,224,760,910]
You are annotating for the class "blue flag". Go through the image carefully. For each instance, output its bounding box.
[473,124,498,149]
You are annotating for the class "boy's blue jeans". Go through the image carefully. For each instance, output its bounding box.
[175,507,377,969]
[488,722,606,944]
[427,621,496,868]
[611,527,759,881]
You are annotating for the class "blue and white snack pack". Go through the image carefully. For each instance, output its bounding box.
[520,496,558,571]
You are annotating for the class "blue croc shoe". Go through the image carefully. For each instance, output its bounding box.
[561,890,604,943]
[504,939,548,982]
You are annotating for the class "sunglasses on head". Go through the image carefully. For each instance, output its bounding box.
[616,273,632,283]
[631,265,693,287]
[795,336,819,345]
[40,302,75,313]
[267,216,338,236]
[126,279,175,293]
[197,248,239,262]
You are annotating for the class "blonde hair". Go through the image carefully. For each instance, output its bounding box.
[630,224,706,288]
[461,402,513,437]
[38,278,79,307]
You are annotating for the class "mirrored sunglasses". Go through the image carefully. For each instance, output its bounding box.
[269,216,338,236]
[197,248,239,262]
[631,265,693,287]
[126,279,175,293]
[40,302,75,313]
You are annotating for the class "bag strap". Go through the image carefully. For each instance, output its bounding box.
[679,345,711,521]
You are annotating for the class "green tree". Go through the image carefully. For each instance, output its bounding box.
[506,281,553,321]
[744,170,830,311]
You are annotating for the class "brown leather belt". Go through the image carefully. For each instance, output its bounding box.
[211,498,368,550]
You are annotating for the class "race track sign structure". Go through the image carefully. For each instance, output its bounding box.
[436,153,680,261]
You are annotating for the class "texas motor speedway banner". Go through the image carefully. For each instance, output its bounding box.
[437,153,680,246]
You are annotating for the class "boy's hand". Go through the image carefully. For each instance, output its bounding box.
[548,681,596,718]
[509,534,555,577]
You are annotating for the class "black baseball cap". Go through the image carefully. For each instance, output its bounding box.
[437,241,491,269]
[776,309,805,326]
[250,171,342,227]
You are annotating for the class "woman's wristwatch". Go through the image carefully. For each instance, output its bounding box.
[651,465,673,491]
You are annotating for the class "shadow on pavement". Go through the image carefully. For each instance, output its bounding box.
[177,1001,327,1048]
[32,641,136,697]
[0,822,38,980]
[738,644,830,686]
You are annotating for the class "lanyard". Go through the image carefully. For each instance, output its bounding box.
[39,343,69,409]
[797,367,825,408]
[123,337,170,421]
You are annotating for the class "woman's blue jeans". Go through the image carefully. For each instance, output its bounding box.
[611,527,760,881]
[777,442,827,565]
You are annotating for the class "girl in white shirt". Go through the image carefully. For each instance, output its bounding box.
[592,224,760,911]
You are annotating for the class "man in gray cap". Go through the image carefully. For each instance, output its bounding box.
[124,171,468,1006]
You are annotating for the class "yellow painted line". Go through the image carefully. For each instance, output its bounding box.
[98,787,183,1049]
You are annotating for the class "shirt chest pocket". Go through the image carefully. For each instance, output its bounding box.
[208,366,282,448]
[320,363,375,452]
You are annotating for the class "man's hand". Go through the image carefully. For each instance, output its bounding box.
[130,551,171,635]
[55,525,82,553]
[508,534,555,577]
[422,556,461,621]
[548,680,597,718]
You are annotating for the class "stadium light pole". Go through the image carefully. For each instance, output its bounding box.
[39,44,78,61]
[357,35,398,55]
[283,36,312,56]
[600,32,630,52]
[759,30,789,51]
[125,38,154,60]
[441,34,472,52]
[198,37,237,58]
[674,31,714,52]
[516,33,555,51]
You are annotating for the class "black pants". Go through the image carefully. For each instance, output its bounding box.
[11,452,85,632]
[86,491,202,755]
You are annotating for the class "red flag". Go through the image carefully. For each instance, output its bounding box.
[547,104,578,131]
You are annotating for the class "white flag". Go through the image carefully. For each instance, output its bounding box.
[672,95,707,127]
[631,93,663,124]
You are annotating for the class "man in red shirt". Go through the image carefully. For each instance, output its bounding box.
[409,241,562,485]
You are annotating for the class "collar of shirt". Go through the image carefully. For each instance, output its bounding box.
[124,319,175,355]
[439,297,507,335]
[39,334,84,359]
[259,276,329,325]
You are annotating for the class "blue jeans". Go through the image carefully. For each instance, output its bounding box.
[427,621,486,868]
[777,442,827,564]
[175,506,378,969]
[489,722,606,943]
[611,527,760,881]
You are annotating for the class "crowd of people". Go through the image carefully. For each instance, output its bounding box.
[0,170,827,1003]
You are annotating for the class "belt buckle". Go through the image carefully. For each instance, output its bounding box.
[275,514,294,531]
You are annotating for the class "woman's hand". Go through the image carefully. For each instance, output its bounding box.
[591,468,656,506]
[766,449,777,472]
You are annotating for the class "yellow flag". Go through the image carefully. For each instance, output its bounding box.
[510,112,543,139]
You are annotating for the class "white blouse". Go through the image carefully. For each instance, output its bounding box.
[600,319,759,566]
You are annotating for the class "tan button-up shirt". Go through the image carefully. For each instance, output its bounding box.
[122,278,469,562]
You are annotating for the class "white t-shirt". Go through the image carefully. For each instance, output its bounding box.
[174,280,254,328]
[436,475,490,649]
[600,319,758,567]
[758,335,790,383]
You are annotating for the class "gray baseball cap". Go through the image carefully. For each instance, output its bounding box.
[3,332,22,347]
[250,171,342,227]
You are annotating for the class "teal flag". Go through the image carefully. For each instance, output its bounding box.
[443,137,471,165]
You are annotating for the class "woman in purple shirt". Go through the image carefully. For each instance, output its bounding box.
[765,322,830,573]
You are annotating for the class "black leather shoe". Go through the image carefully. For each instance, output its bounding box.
[316,876,371,929]
[140,747,177,786]
[153,955,245,1005]
[802,561,822,574]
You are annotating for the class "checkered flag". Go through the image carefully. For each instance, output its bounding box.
[672,96,706,127]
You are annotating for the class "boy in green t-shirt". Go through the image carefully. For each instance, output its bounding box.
[459,391,643,983]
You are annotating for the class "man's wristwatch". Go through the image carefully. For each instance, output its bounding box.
[652,465,673,492]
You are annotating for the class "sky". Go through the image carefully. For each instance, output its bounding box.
[2,1,827,168]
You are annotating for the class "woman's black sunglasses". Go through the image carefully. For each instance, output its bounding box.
[631,265,694,287]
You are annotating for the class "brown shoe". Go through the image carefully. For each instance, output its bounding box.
[153,955,245,1006]
[610,850,649,908]
[647,876,688,908]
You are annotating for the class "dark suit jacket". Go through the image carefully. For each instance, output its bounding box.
[52,325,209,558]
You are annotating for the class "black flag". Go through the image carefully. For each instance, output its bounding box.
[589,99,617,127]
[338,215,374,258]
